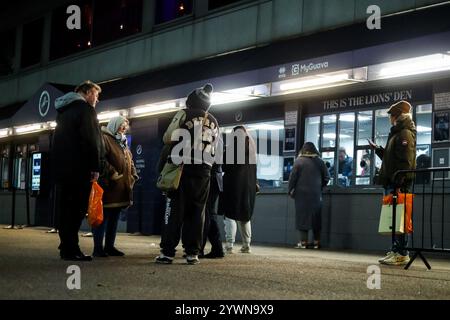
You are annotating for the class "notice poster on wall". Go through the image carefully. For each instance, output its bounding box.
[284,126,296,152]
[434,111,450,142]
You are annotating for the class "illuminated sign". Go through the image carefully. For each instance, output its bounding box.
[32,153,42,191]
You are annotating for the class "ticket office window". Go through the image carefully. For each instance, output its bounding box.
[13,144,38,190]
[355,111,373,185]
[306,103,432,187]
[221,120,284,189]
[1,145,10,189]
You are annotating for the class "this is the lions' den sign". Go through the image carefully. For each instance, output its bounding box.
[322,90,412,111]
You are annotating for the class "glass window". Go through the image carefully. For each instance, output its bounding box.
[209,0,244,10]
[357,111,373,146]
[374,108,389,171]
[321,115,336,149]
[416,104,432,184]
[50,0,94,60]
[155,0,193,24]
[221,120,284,189]
[374,108,390,147]
[13,145,28,190]
[337,113,355,186]
[355,149,372,185]
[321,151,334,186]
[93,0,142,46]
[416,104,432,156]
[21,18,44,68]
[1,145,10,189]
[0,28,15,76]
[304,116,320,149]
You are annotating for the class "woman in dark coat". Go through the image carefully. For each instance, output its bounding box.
[92,116,138,257]
[288,142,329,249]
[221,126,257,254]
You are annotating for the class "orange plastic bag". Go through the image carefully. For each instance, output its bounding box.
[87,181,104,228]
[382,192,414,234]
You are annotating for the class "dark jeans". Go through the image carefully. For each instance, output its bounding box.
[160,171,210,257]
[55,180,91,256]
[92,207,122,252]
[201,180,224,255]
[384,186,408,256]
[299,229,320,243]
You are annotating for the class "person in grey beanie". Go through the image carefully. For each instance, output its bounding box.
[155,84,220,265]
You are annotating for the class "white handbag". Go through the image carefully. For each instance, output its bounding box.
[378,203,406,235]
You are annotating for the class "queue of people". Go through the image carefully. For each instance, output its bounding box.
[51,79,417,267]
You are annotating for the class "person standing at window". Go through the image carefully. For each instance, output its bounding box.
[369,100,416,266]
[288,142,330,249]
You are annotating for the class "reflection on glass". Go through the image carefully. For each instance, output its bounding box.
[416,104,432,148]
[357,111,373,146]
[374,108,389,170]
[1,145,9,189]
[305,116,320,148]
[221,120,284,188]
[338,113,354,186]
[321,115,337,148]
[322,151,334,186]
[1,158,8,189]
[375,108,389,147]
[355,149,372,185]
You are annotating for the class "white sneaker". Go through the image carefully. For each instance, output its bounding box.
[240,246,251,253]
[294,242,307,249]
[154,254,174,264]
[380,253,410,266]
[186,255,200,265]
[225,243,234,254]
[378,251,395,263]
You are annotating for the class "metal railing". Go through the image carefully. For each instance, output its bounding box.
[392,167,450,270]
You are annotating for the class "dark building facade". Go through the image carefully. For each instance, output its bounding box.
[1,0,450,251]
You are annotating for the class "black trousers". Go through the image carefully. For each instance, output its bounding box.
[160,171,210,257]
[201,180,224,255]
[55,180,91,256]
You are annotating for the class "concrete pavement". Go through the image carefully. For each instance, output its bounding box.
[0,225,449,300]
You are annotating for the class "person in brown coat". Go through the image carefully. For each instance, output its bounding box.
[92,116,138,257]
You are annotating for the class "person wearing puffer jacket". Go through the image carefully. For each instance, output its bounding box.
[92,116,139,257]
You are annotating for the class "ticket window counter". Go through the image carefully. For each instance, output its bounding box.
[304,103,433,188]
[12,144,38,191]
[1,144,10,189]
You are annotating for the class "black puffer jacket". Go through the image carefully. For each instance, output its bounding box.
[375,115,416,188]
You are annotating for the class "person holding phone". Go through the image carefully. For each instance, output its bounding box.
[369,101,416,266]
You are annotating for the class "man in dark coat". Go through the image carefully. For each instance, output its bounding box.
[52,80,103,261]
[155,84,219,265]
[369,100,416,266]
[221,126,257,254]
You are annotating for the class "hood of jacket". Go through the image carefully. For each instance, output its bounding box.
[101,125,115,137]
[390,114,417,138]
[55,92,86,112]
